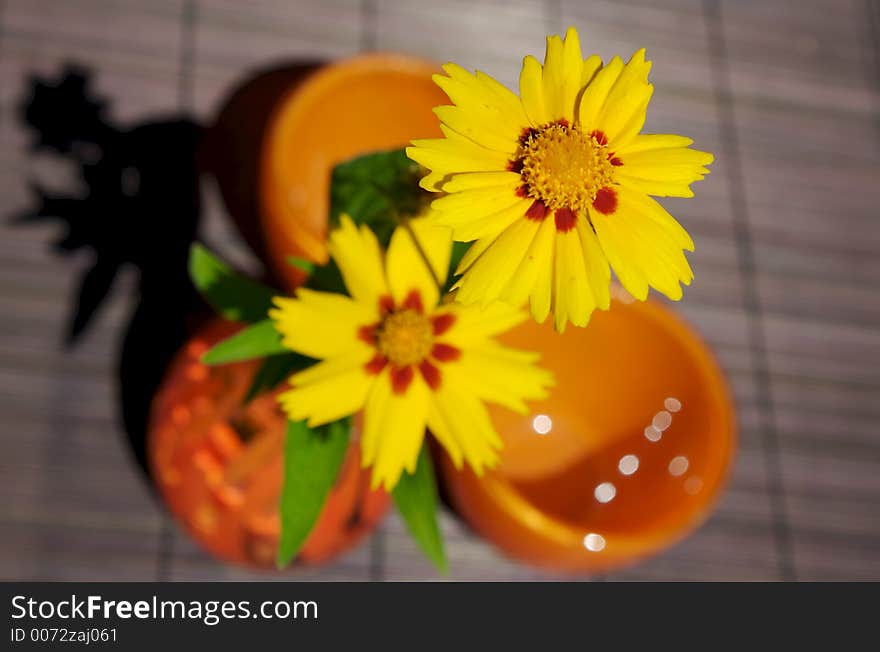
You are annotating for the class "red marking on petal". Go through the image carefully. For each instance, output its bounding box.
[592,187,618,215]
[507,158,524,173]
[419,360,441,390]
[365,354,387,375]
[590,130,608,146]
[609,156,623,166]
[516,184,529,198]
[390,365,414,394]
[432,313,456,336]
[554,207,577,232]
[432,343,461,362]
[402,290,424,313]
[555,118,570,128]
[526,199,549,222]
[358,324,378,345]
[519,127,538,146]
[378,295,395,314]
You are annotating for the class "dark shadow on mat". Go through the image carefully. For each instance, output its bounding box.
[10,64,208,478]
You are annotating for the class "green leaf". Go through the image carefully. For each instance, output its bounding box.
[189,243,277,323]
[202,319,287,365]
[243,352,313,403]
[329,148,426,247]
[285,256,315,275]
[277,419,350,567]
[303,257,346,295]
[392,446,448,573]
[445,241,471,293]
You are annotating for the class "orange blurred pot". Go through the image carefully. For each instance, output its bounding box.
[148,319,389,569]
[259,53,447,289]
[438,290,736,573]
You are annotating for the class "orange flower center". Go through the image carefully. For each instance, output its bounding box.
[519,122,615,213]
[375,309,433,367]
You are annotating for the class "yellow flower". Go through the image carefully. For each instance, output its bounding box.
[269,215,553,491]
[407,26,713,331]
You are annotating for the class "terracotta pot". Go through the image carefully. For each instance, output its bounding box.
[438,291,736,573]
[258,53,447,289]
[148,319,389,568]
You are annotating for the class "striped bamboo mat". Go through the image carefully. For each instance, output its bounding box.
[0,0,878,580]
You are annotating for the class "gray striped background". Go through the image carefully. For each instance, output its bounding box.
[1,0,878,580]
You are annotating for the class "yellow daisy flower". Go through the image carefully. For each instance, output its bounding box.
[406,26,713,331]
[269,215,553,491]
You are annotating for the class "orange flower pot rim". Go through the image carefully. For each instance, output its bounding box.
[259,52,445,269]
[472,297,737,556]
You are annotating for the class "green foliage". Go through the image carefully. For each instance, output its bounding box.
[301,257,346,295]
[202,319,287,365]
[277,419,350,567]
[392,446,448,574]
[188,244,276,323]
[285,256,315,275]
[243,352,313,403]
[329,149,427,247]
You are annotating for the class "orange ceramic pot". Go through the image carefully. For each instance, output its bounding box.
[148,319,389,568]
[438,290,736,573]
[259,53,447,290]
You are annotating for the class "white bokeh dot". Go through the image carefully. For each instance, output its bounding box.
[668,456,689,477]
[583,533,606,552]
[594,482,616,503]
[664,397,682,413]
[653,410,673,431]
[644,425,662,442]
[618,454,639,476]
[532,414,552,435]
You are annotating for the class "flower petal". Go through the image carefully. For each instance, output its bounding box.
[426,377,501,475]
[434,63,528,138]
[541,27,583,122]
[362,368,430,490]
[433,104,518,154]
[594,48,654,146]
[444,342,553,413]
[454,217,542,307]
[446,197,531,243]
[437,302,528,346]
[553,226,594,330]
[386,218,452,309]
[328,215,388,305]
[270,290,375,359]
[581,54,603,87]
[590,185,693,301]
[437,170,521,193]
[503,213,556,313]
[408,125,511,192]
[615,136,714,198]
[278,356,373,427]
[290,346,373,386]
[431,185,523,227]
[577,55,624,130]
[575,213,612,311]
[529,219,557,324]
[519,54,547,127]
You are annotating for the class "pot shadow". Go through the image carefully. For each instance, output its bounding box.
[11,65,208,478]
[11,62,322,481]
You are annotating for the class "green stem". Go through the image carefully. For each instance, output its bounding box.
[364,178,444,294]
[401,216,445,293]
